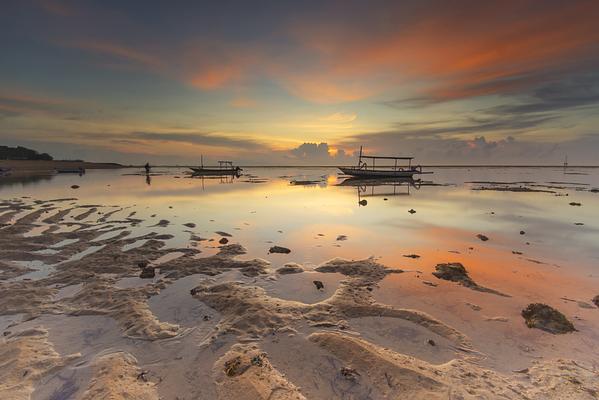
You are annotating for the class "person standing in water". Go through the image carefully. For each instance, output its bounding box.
[144,162,151,174]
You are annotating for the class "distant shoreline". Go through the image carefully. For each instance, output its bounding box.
[140,164,599,168]
[0,160,123,174]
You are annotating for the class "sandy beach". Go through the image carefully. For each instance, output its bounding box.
[0,167,598,399]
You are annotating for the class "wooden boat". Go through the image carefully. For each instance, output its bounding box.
[189,159,242,176]
[338,146,431,178]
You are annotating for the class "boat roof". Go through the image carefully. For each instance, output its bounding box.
[360,155,414,160]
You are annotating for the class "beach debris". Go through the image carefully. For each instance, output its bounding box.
[151,219,170,227]
[70,185,80,189]
[569,202,582,206]
[269,245,291,254]
[465,302,482,311]
[250,355,263,367]
[433,263,509,297]
[219,238,229,245]
[593,295,599,308]
[336,235,347,241]
[408,208,416,214]
[383,198,388,201]
[359,199,367,206]
[520,230,525,235]
[422,281,438,287]
[340,366,360,381]
[215,231,232,237]
[427,339,436,346]
[521,303,576,334]
[476,234,489,241]
[574,222,584,225]
[313,280,324,290]
[183,222,196,228]
[403,254,420,259]
[224,356,247,377]
[139,265,155,279]
[276,263,303,274]
[512,251,523,255]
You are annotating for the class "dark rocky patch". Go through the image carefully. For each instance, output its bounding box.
[476,234,489,241]
[521,303,576,334]
[433,263,509,297]
[268,246,291,254]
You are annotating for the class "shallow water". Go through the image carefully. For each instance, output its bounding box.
[1,166,599,397]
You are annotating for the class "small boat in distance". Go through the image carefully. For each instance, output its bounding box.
[338,146,431,178]
[190,158,242,176]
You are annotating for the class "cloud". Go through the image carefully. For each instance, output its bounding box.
[320,112,357,123]
[44,1,599,105]
[127,131,264,150]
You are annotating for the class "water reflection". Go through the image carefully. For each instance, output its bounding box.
[338,177,423,206]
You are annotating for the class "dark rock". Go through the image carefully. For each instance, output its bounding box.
[403,254,420,259]
[183,222,196,228]
[512,251,523,255]
[138,261,149,269]
[433,263,509,297]
[276,263,303,274]
[70,185,80,189]
[139,266,155,279]
[574,222,584,226]
[219,237,229,244]
[359,199,367,206]
[340,367,360,381]
[250,355,263,367]
[427,339,436,346]
[520,230,525,235]
[269,245,291,254]
[203,315,212,321]
[313,280,324,290]
[592,295,599,308]
[476,234,489,241]
[521,303,576,334]
[408,209,416,214]
[569,202,582,206]
[336,235,348,241]
[215,231,232,237]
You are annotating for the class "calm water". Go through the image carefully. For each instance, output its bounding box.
[1,167,598,274]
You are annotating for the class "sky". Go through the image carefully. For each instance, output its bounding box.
[1,0,599,165]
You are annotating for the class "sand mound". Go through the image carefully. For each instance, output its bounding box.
[81,352,158,400]
[309,331,599,399]
[0,328,79,400]
[64,280,181,340]
[213,343,306,400]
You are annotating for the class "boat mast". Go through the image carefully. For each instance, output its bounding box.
[358,146,363,167]
[201,155,203,168]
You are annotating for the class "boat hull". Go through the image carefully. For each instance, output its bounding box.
[190,168,240,176]
[338,167,419,178]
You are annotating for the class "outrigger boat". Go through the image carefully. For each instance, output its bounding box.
[189,157,242,176]
[338,146,431,178]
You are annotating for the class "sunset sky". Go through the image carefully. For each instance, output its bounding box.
[1,0,599,165]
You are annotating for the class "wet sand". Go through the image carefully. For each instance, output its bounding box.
[1,167,598,399]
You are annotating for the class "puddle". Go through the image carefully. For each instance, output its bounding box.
[262,271,345,304]
[50,238,80,248]
[54,283,83,300]
[63,245,106,262]
[348,316,457,364]
[12,260,55,281]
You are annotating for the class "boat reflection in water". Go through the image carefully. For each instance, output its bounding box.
[337,176,427,206]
